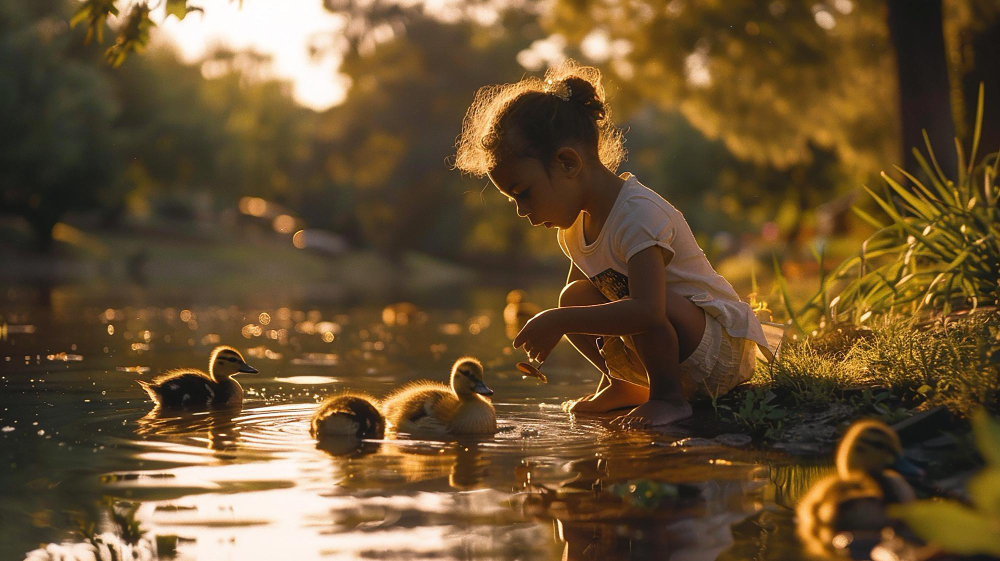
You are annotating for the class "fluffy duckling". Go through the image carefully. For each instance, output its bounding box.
[504,290,542,327]
[310,391,385,440]
[381,357,497,436]
[797,419,923,557]
[137,346,257,409]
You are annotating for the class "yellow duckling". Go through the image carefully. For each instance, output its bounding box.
[381,357,497,436]
[310,391,385,440]
[137,345,257,409]
[504,289,542,338]
[797,419,923,557]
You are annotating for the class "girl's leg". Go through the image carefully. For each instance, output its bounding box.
[558,280,649,412]
[613,288,706,427]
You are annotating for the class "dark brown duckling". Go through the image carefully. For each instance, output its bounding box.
[310,391,385,440]
[137,346,257,409]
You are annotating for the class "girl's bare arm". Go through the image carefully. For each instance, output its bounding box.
[555,246,668,336]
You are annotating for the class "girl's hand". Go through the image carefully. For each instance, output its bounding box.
[512,309,565,364]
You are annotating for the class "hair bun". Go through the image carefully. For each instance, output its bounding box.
[562,76,606,121]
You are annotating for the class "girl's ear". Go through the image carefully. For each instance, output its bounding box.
[553,147,583,178]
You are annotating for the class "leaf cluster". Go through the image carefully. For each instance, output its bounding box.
[71,0,203,67]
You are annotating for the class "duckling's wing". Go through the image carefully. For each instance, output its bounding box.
[381,381,448,426]
[383,384,457,434]
[142,372,217,408]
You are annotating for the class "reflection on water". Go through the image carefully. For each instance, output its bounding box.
[2,283,818,560]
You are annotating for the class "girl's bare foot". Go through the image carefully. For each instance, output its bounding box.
[611,398,693,428]
[568,377,649,413]
[561,373,610,411]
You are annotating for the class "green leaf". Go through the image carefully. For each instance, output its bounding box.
[973,410,1000,466]
[889,501,1000,556]
[166,0,189,19]
[968,468,1000,516]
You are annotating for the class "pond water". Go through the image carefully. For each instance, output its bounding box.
[0,281,823,561]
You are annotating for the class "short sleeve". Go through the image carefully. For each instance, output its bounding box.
[612,197,676,265]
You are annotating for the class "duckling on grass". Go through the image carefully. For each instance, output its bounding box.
[797,418,924,557]
[381,357,497,436]
[311,391,385,440]
[137,346,257,409]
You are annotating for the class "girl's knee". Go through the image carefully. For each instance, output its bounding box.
[559,280,607,307]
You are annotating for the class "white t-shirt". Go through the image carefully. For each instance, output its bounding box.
[556,173,772,360]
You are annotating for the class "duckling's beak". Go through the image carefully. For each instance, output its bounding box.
[473,380,494,396]
[891,455,924,478]
[239,363,259,374]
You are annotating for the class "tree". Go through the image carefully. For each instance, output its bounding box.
[0,1,124,251]
[313,7,547,262]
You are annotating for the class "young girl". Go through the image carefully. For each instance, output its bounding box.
[453,61,772,427]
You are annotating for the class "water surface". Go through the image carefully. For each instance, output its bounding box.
[1,282,817,560]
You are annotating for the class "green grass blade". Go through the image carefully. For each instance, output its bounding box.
[852,206,886,229]
[969,82,984,175]
[955,137,967,189]
[895,165,943,206]
[913,149,956,205]
[882,171,936,218]
[923,129,951,186]
[773,254,803,335]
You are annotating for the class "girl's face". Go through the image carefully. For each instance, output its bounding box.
[488,155,583,229]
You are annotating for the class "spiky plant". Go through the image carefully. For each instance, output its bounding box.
[803,84,998,329]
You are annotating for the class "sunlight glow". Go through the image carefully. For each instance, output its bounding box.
[155,0,350,111]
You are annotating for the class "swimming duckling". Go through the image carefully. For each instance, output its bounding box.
[310,391,385,440]
[381,357,497,436]
[504,290,542,326]
[137,346,257,409]
[797,419,923,557]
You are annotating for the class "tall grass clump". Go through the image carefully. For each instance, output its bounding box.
[795,85,999,331]
[750,310,1000,417]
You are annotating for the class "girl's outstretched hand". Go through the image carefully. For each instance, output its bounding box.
[512,309,565,364]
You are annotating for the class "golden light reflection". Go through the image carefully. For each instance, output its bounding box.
[239,196,268,217]
[382,302,420,326]
[272,214,296,234]
[292,229,307,249]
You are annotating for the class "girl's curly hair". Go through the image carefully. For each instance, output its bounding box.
[453,60,625,177]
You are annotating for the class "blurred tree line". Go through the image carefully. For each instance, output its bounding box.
[2,0,998,269]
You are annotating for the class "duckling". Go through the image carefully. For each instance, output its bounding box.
[504,289,542,327]
[381,357,497,436]
[137,346,257,409]
[834,419,922,502]
[310,391,385,440]
[797,419,923,557]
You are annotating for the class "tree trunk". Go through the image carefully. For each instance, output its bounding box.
[887,0,958,179]
[951,5,1000,163]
